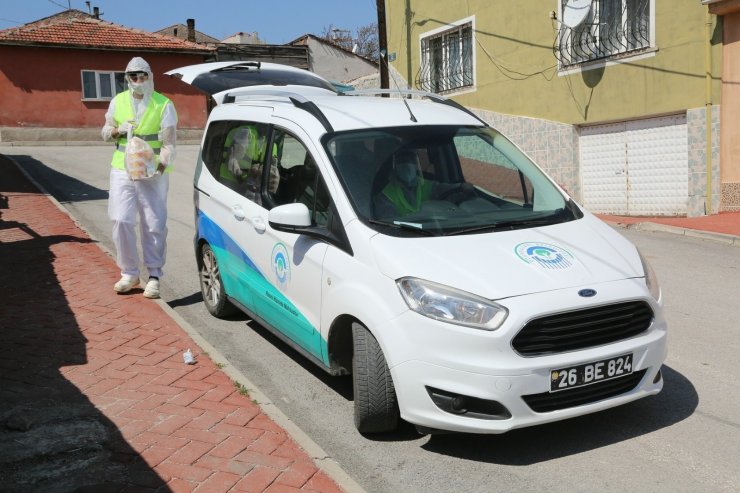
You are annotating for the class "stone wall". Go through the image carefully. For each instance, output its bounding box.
[687,106,721,216]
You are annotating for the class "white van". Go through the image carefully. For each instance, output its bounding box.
[167,62,667,435]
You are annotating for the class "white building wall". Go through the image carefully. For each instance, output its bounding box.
[306,37,377,83]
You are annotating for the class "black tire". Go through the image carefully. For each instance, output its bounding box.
[352,322,399,433]
[199,243,237,318]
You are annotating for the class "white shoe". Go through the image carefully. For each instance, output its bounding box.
[114,275,140,293]
[143,278,160,299]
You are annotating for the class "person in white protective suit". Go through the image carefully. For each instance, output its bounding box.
[101,56,177,299]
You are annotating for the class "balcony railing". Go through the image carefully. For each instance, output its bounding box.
[555,0,651,68]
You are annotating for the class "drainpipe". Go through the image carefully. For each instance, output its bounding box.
[705,8,713,215]
[406,0,412,89]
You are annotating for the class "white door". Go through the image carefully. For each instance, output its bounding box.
[580,115,688,215]
[249,127,328,363]
[626,115,688,215]
[580,122,628,214]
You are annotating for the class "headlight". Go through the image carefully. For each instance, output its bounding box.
[396,277,508,330]
[637,249,661,301]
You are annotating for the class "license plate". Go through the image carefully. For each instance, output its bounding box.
[550,353,633,392]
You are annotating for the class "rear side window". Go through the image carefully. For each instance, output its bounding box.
[202,120,270,204]
[190,67,337,95]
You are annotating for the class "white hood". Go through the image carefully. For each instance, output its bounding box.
[125,57,154,98]
[371,214,643,300]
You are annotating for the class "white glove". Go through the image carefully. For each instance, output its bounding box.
[228,157,242,177]
[159,147,171,166]
[117,121,135,135]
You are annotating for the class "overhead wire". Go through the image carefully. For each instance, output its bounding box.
[474,18,561,82]
[0,18,23,27]
[47,0,70,10]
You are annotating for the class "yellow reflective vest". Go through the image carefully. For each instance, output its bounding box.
[110,91,171,171]
[381,179,434,215]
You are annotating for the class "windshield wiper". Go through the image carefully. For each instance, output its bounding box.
[443,216,561,236]
[367,219,436,236]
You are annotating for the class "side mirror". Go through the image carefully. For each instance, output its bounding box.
[268,203,311,229]
[268,202,353,256]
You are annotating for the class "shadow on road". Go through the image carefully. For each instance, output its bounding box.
[419,365,697,464]
[5,154,108,203]
[0,163,170,490]
[167,291,204,309]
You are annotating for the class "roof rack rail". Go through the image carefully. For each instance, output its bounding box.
[222,89,334,133]
[341,88,490,127]
[212,61,262,71]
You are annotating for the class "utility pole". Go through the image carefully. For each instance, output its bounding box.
[377,0,389,89]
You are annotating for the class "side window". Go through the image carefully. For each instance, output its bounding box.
[268,129,331,227]
[201,120,270,205]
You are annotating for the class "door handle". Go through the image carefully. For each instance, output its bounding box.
[231,205,246,221]
[250,216,266,233]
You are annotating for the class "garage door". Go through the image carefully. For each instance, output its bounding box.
[580,114,688,216]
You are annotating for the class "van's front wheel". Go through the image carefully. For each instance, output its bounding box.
[199,243,236,318]
[352,322,399,433]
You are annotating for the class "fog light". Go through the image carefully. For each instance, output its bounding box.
[451,396,467,413]
[653,368,662,384]
[426,387,511,420]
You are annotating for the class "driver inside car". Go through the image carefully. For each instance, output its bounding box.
[373,149,475,218]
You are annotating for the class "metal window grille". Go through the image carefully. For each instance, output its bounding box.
[416,23,473,94]
[555,0,651,68]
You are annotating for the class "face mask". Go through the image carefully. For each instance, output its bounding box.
[130,81,146,95]
[128,77,153,97]
[396,161,418,188]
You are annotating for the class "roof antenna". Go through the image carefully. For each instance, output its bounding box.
[380,49,417,123]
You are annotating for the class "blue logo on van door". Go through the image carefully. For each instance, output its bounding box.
[515,242,575,269]
[272,243,291,289]
[578,288,597,297]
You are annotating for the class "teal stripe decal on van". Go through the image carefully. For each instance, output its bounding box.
[197,210,328,365]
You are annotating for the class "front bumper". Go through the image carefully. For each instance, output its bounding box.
[379,278,668,434]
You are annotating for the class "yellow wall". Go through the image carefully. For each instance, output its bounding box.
[386,0,722,125]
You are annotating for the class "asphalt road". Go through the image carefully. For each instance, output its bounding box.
[3,144,739,493]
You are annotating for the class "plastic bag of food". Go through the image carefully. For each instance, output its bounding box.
[124,134,156,180]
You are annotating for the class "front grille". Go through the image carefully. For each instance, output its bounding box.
[523,369,647,413]
[512,301,654,356]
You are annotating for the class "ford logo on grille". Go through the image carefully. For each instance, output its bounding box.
[578,289,597,297]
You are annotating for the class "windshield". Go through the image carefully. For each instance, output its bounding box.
[324,125,580,236]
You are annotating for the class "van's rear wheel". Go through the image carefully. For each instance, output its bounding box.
[352,322,399,433]
[199,243,236,318]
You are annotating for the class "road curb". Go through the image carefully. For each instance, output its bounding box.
[604,220,740,247]
[5,154,366,493]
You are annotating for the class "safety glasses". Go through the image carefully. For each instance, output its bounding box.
[126,72,149,82]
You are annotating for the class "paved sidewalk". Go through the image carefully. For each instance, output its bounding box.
[0,157,349,491]
[597,212,740,246]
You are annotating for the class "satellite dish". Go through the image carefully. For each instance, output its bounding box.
[562,0,593,29]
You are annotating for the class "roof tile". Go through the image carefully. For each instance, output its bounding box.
[0,10,212,52]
